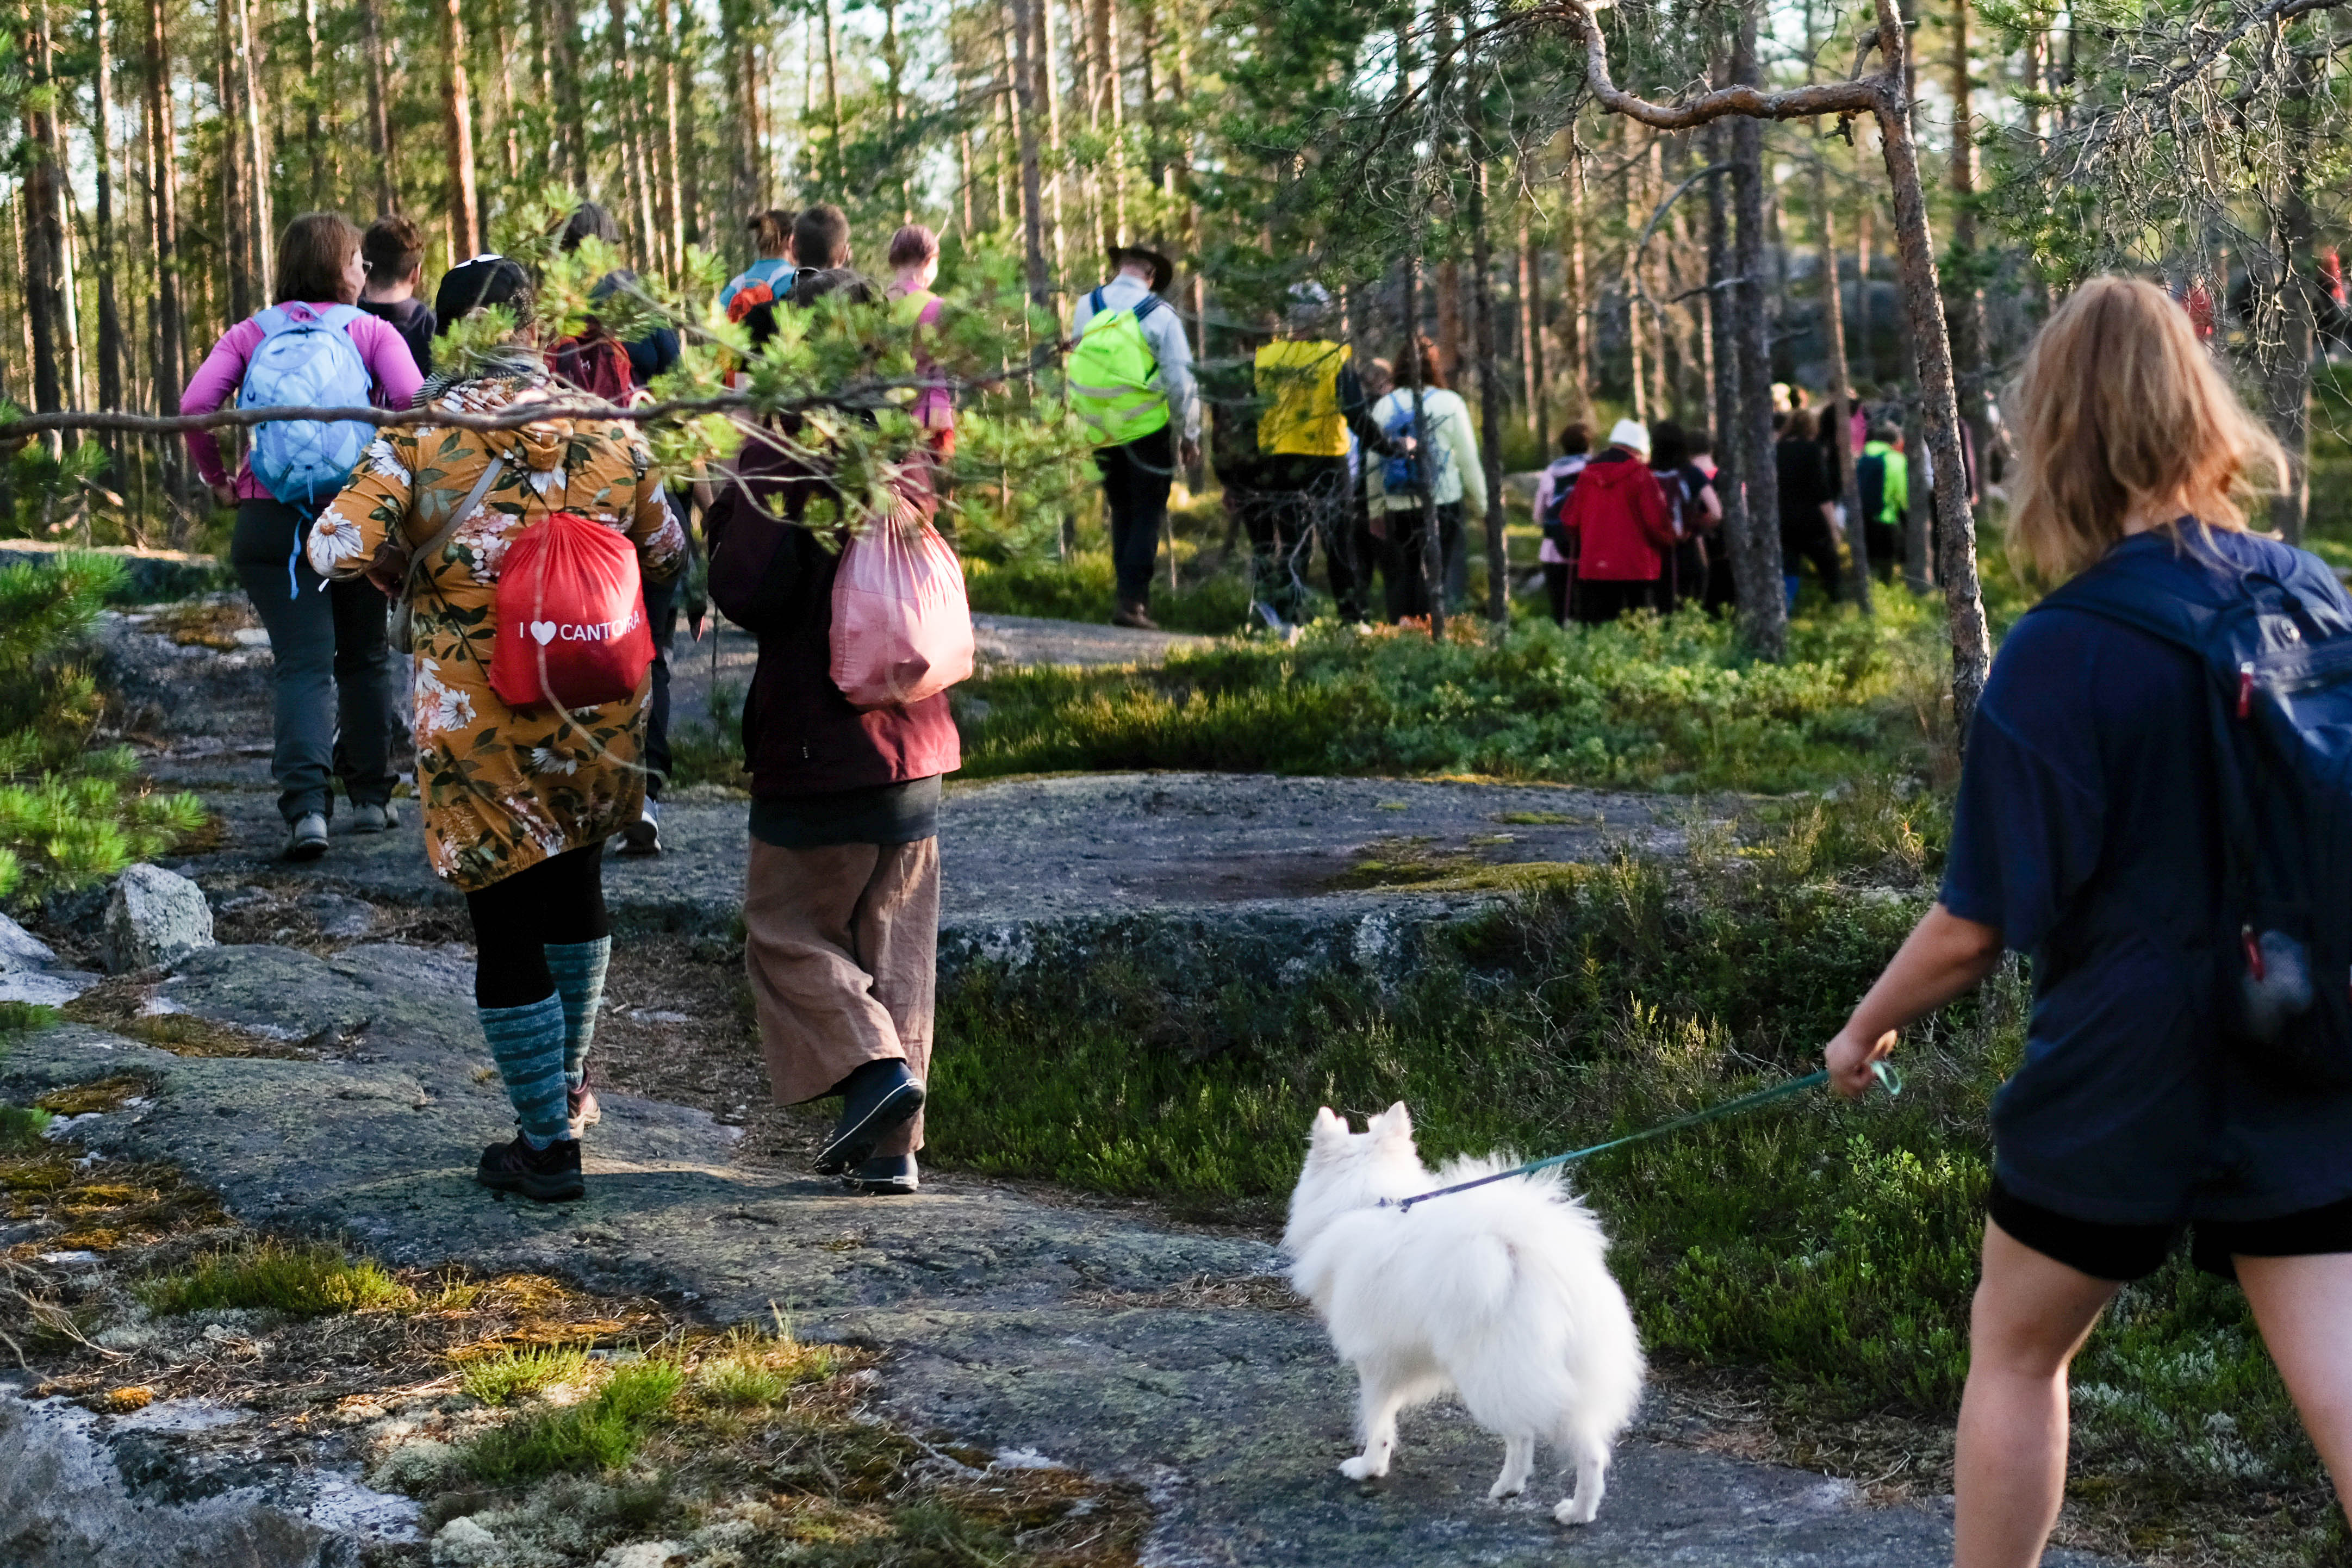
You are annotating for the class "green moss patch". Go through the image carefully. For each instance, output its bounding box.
[137,1237,414,1317]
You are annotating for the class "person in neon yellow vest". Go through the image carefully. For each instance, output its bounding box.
[1069,244,1200,630]
[1249,282,1403,630]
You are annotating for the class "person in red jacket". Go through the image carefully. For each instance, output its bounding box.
[1560,418,1680,624]
[704,270,959,1198]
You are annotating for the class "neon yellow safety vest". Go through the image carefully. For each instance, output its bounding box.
[1067,288,1171,447]
[1254,340,1352,457]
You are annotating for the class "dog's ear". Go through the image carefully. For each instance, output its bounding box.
[1372,1102,1414,1144]
[1310,1106,1349,1144]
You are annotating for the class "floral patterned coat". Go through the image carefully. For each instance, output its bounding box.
[305,366,686,893]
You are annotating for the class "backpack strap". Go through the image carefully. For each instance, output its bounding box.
[253,305,294,338]
[403,455,506,601]
[1088,288,1106,316]
[1133,294,1164,323]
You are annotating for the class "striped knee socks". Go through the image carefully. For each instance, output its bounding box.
[478,993,570,1147]
[544,937,612,1091]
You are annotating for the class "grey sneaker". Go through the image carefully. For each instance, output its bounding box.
[349,800,400,834]
[617,799,662,856]
[285,812,329,861]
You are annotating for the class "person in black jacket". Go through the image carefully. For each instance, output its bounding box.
[1776,407,1841,606]
[704,271,958,1199]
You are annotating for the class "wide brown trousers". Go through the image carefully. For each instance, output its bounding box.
[742,837,939,1156]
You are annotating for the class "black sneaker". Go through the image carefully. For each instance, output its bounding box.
[814,1060,924,1175]
[845,1153,919,1196]
[476,1134,584,1202]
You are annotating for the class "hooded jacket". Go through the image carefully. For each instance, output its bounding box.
[1560,449,1678,582]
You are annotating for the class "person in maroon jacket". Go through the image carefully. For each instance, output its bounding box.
[1560,419,1681,624]
[704,271,959,1197]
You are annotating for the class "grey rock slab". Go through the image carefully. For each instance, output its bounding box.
[103,863,217,974]
[174,771,1683,931]
[0,910,59,969]
[0,1377,417,1568]
[0,1009,2121,1568]
[0,967,103,1007]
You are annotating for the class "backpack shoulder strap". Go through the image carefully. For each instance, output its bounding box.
[316,303,364,331]
[1133,293,1164,323]
[406,455,506,596]
[253,306,294,338]
[1088,288,1106,317]
[2030,563,2204,652]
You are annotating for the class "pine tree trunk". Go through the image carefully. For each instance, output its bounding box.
[652,0,686,268]
[1519,221,1547,442]
[2266,57,2317,547]
[1854,202,1872,382]
[820,0,843,190]
[21,116,65,418]
[545,0,589,187]
[141,0,183,493]
[363,0,396,215]
[92,0,126,427]
[232,0,271,298]
[1035,0,1067,287]
[27,0,84,413]
[1470,158,1508,624]
[301,0,325,205]
[443,0,483,260]
[1875,52,1990,736]
[1007,0,1051,304]
[1727,12,1786,659]
[1707,125,1741,575]
[722,0,755,235]
[1088,0,1122,243]
[1944,0,1991,526]
[1815,172,1870,612]
[1560,149,1591,423]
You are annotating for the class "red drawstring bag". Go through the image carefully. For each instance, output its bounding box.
[830,501,975,710]
[490,511,655,712]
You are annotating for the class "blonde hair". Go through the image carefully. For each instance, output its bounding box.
[2007,275,2283,581]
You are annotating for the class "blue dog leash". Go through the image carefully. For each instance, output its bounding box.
[1383,1060,1903,1213]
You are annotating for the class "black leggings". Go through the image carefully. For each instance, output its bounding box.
[464,842,611,1008]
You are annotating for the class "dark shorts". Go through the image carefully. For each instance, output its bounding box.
[1989,1178,2352,1283]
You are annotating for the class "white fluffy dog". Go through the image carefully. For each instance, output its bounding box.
[1283,1103,1645,1525]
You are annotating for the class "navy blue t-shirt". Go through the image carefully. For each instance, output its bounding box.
[1942,526,2352,1224]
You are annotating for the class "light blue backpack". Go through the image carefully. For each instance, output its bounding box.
[238,304,374,508]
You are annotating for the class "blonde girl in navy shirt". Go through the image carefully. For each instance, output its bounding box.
[1824,277,2352,1566]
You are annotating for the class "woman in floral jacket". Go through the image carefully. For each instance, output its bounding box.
[304,256,685,1202]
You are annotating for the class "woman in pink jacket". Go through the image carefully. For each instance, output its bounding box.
[181,213,424,861]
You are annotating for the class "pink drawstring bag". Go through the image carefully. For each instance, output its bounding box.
[829,501,975,710]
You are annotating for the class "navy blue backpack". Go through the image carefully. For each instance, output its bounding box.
[2037,531,2352,1087]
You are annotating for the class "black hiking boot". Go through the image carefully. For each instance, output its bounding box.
[845,1153,919,1196]
[814,1060,924,1176]
[476,1134,585,1202]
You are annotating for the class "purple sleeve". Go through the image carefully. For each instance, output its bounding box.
[350,312,425,409]
[180,320,262,489]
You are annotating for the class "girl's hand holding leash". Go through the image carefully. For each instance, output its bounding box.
[1827,1028,1899,1099]
[1823,902,2007,1099]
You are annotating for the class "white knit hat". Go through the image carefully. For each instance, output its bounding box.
[1608,418,1652,456]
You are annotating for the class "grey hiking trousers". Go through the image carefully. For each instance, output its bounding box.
[229,498,403,824]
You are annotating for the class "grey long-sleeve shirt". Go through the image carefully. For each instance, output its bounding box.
[1069,275,1201,443]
